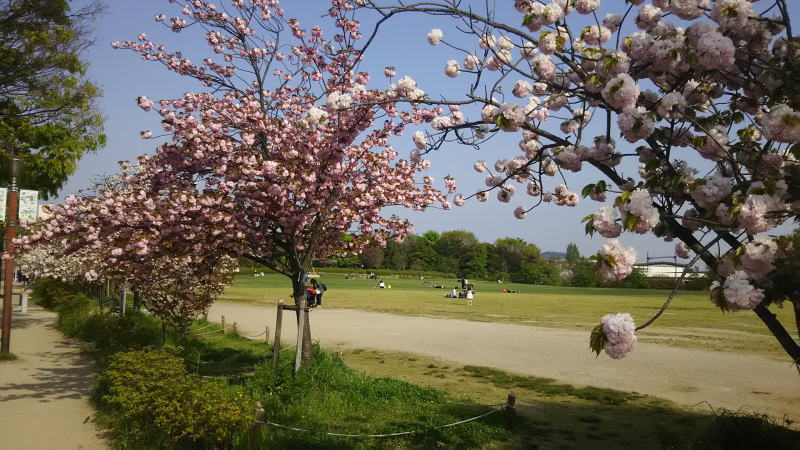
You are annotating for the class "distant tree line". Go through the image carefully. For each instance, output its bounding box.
[317,231,661,288]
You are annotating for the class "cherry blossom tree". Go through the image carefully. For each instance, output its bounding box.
[18,171,240,330]
[351,0,800,363]
[25,0,448,367]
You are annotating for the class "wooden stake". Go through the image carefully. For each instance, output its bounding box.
[293,296,306,376]
[272,300,283,370]
[506,392,516,410]
[250,400,265,443]
[232,322,237,335]
[221,315,226,334]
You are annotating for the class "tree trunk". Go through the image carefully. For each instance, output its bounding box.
[794,301,800,343]
[133,289,141,310]
[754,303,800,364]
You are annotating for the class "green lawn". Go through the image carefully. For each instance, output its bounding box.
[221,274,798,360]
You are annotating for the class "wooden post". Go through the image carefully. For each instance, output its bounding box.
[250,400,265,444]
[265,323,270,344]
[506,392,516,410]
[272,300,283,370]
[119,289,126,316]
[221,315,226,334]
[232,322,237,335]
[293,295,307,376]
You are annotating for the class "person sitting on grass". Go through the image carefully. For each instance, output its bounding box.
[377,280,386,289]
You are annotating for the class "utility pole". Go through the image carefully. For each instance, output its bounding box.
[1,157,20,353]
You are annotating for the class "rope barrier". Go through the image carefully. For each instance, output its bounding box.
[239,329,268,338]
[190,323,219,333]
[190,328,224,336]
[253,404,506,438]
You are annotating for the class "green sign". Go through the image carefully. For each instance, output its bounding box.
[19,190,39,223]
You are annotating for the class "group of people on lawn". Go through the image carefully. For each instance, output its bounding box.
[304,273,478,308]
[445,277,475,305]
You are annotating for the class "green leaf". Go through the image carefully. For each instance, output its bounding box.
[623,214,640,231]
[710,285,728,313]
[584,220,595,236]
[589,324,606,357]
[555,35,566,50]
[582,184,595,198]
[522,14,534,26]
[604,254,618,267]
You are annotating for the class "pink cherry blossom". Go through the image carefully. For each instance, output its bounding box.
[602,73,639,110]
[722,271,764,311]
[600,313,637,359]
[598,239,637,281]
[427,28,443,45]
[739,237,777,281]
[675,242,691,259]
[593,206,622,238]
[444,60,460,78]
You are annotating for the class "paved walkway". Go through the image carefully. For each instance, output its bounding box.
[0,307,107,449]
[210,302,800,422]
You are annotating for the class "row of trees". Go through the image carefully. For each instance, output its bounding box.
[330,232,650,288]
[347,230,561,283]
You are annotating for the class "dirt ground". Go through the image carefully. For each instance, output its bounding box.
[0,307,107,449]
[210,302,800,422]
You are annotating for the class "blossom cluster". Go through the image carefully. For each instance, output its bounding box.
[598,239,637,281]
[600,313,637,359]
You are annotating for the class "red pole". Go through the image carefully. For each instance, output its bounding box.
[1,158,19,354]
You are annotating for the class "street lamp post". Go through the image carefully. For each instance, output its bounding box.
[1,157,20,353]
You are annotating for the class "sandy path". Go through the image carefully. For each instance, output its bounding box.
[210,302,800,421]
[0,307,107,449]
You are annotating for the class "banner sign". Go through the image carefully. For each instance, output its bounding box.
[0,188,6,222]
[19,190,39,223]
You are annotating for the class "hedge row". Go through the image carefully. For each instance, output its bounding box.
[309,267,457,279]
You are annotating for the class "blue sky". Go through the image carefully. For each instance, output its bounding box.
[61,0,797,259]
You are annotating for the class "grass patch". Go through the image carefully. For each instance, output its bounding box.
[462,365,640,405]
[0,352,18,361]
[55,296,532,449]
[220,274,798,359]
[337,348,800,449]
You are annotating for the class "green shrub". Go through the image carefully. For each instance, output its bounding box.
[31,277,84,309]
[54,293,93,337]
[98,345,251,448]
[659,409,800,449]
[56,297,163,362]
